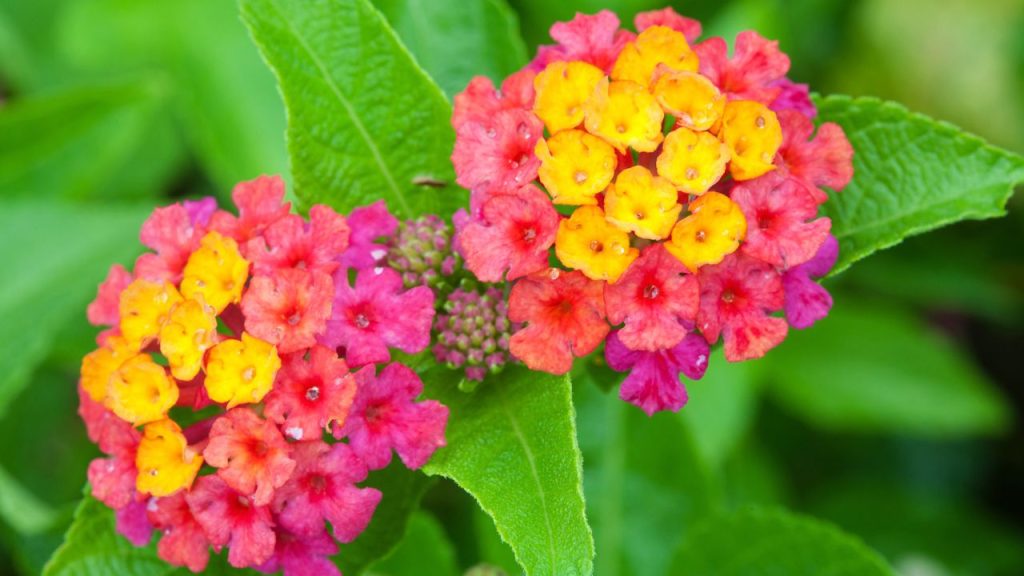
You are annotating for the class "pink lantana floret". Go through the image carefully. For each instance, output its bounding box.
[452,109,543,194]
[605,244,699,352]
[453,68,536,130]
[187,475,277,569]
[320,267,434,367]
[203,407,296,507]
[508,270,609,375]
[183,197,218,228]
[695,30,790,104]
[256,529,341,576]
[273,441,381,541]
[606,330,710,416]
[458,185,560,283]
[776,110,855,204]
[769,78,817,118]
[116,499,153,547]
[147,492,212,573]
[87,264,132,327]
[336,363,448,470]
[135,203,205,283]
[88,454,137,510]
[532,10,635,73]
[248,205,350,276]
[732,172,832,269]
[264,345,357,442]
[783,234,838,329]
[242,268,334,355]
[634,7,702,43]
[209,175,291,245]
[79,385,140,456]
[338,200,398,271]
[698,253,788,362]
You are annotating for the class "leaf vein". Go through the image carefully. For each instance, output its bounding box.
[268,0,412,216]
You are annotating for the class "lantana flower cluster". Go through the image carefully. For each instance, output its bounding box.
[452,8,853,415]
[78,176,448,573]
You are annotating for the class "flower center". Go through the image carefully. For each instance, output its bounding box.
[643,284,660,299]
[251,440,269,457]
[721,290,736,303]
[306,386,320,401]
[309,474,328,494]
[354,313,370,329]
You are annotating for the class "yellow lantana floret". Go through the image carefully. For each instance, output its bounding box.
[652,70,725,131]
[611,26,699,86]
[657,127,731,195]
[720,100,782,181]
[555,206,638,283]
[106,354,179,425]
[533,61,605,134]
[204,332,281,409]
[536,130,617,205]
[136,419,203,497]
[665,192,747,272]
[159,297,218,381]
[180,231,249,314]
[584,78,664,153]
[119,279,183,349]
[80,336,140,403]
[604,166,682,240]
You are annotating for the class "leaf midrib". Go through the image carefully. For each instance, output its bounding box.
[265,0,412,216]
[833,178,1017,240]
[495,383,559,575]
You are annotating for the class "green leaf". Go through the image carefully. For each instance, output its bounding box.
[668,507,896,575]
[43,495,167,576]
[422,366,594,576]
[470,501,520,575]
[809,480,1024,576]
[240,0,463,218]
[0,364,95,574]
[55,0,288,194]
[366,511,459,576]
[0,464,60,536]
[0,0,71,91]
[816,95,1024,275]
[837,233,1022,323]
[761,299,1011,436]
[0,201,149,419]
[159,0,290,191]
[678,349,759,470]
[335,463,434,575]
[374,0,528,98]
[575,366,717,576]
[0,80,182,201]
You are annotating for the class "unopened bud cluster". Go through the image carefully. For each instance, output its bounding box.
[433,287,517,382]
[387,215,460,290]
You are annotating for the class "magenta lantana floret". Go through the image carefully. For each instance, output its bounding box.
[79,176,449,572]
[449,7,854,415]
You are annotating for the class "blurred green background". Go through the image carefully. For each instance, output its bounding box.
[1,0,1022,575]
